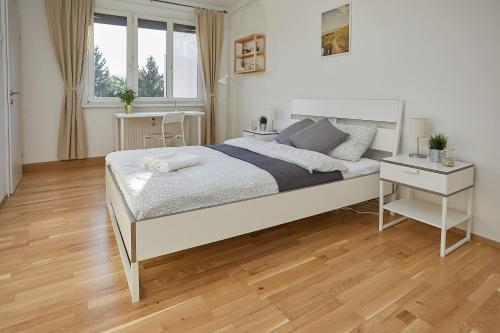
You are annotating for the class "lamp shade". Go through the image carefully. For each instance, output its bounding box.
[268,109,278,120]
[411,118,429,138]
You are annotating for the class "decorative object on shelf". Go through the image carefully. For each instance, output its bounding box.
[442,148,456,167]
[251,120,258,131]
[428,133,449,163]
[322,3,351,57]
[259,116,268,131]
[409,118,430,158]
[234,33,266,74]
[117,88,137,114]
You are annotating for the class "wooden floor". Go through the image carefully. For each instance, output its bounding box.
[0,160,499,333]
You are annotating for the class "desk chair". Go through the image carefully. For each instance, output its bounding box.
[143,112,186,148]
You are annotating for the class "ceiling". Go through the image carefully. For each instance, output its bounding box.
[189,0,242,9]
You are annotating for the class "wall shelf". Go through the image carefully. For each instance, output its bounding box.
[235,51,264,59]
[234,34,266,74]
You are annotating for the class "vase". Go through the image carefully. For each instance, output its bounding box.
[125,104,134,114]
[429,149,443,163]
[260,123,267,131]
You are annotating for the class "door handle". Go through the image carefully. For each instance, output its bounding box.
[9,90,21,97]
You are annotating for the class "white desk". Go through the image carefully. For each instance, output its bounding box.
[113,111,204,151]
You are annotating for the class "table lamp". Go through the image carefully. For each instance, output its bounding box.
[409,118,429,158]
[268,109,278,131]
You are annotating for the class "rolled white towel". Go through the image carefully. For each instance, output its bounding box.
[154,154,202,172]
[139,152,180,170]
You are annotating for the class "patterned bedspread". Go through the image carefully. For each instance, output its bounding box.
[106,138,346,221]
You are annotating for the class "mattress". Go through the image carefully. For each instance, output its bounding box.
[341,158,380,179]
[106,141,378,221]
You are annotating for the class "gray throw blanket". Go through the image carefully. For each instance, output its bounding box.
[208,144,344,192]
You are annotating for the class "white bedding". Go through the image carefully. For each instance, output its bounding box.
[341,158,380,179]
[225,138,347,173]
[107,145,278,221]
[106,138,377,221]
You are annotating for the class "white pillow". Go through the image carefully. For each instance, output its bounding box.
[328,124,378,162]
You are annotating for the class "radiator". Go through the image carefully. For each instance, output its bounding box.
[121,117,196,150]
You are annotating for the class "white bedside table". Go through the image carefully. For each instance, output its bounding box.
[242,129,279,142]
[379,155,474,257]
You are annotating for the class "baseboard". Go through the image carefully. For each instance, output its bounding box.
[23,156,106,173]
[471,233,500,250]
[0,194,6,208]
[449,227,500,250]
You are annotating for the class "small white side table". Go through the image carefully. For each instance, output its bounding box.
[379,155,474,257]
[242,129,279,142]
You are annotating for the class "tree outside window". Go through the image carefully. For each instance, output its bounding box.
[138,56,165,97]
[94,47,126,97]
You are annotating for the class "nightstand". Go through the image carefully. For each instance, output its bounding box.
[379,155,474,257]
[242,129,279,142]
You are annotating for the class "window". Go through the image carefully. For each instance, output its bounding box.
[173,24,199,99]
[93,13,127,97]
[87,10,201,104]
[138,19,167,98]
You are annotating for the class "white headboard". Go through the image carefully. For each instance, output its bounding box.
[290,99,404,156]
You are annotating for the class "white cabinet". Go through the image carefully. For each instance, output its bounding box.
[242,130,279,142]
[379,155,474,257]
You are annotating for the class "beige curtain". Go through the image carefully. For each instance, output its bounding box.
[45,0,93,160]
[195,8,224,145]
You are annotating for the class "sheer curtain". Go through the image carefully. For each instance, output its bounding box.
[194,8,224,145]
[45,0,93,160]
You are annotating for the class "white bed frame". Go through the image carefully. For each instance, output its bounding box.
[105,98,404,302]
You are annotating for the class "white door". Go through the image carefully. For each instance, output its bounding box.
[6,0,22,193]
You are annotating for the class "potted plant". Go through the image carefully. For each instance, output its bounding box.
[428,134,448,163]
[259,116,268,131]
[117,88,137,114]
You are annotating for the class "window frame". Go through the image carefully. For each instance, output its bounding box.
[84,9,203,107]
[171,21,202,101]
[85,9,133,105]
[134,14,169,102]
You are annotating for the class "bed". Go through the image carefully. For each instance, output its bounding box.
[105,98,404,302]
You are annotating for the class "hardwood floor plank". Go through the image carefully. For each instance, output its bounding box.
[0,160,499,332]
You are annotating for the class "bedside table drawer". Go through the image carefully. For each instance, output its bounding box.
[380,162,474,195]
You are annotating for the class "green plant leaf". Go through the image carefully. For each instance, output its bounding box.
[428,133,448,150]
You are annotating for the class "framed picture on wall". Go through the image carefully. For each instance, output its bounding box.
[321,3,351,57]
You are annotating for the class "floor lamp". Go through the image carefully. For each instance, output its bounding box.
[218,74,236,139]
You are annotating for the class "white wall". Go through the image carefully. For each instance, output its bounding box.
[230,0,500,242]
[18,0,228,163]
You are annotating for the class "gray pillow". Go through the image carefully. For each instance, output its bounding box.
[275,118,314,144]
[288,118,349,154]
[328,124,378,161]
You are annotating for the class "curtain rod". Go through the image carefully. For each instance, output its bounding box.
[151,0,228,14]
